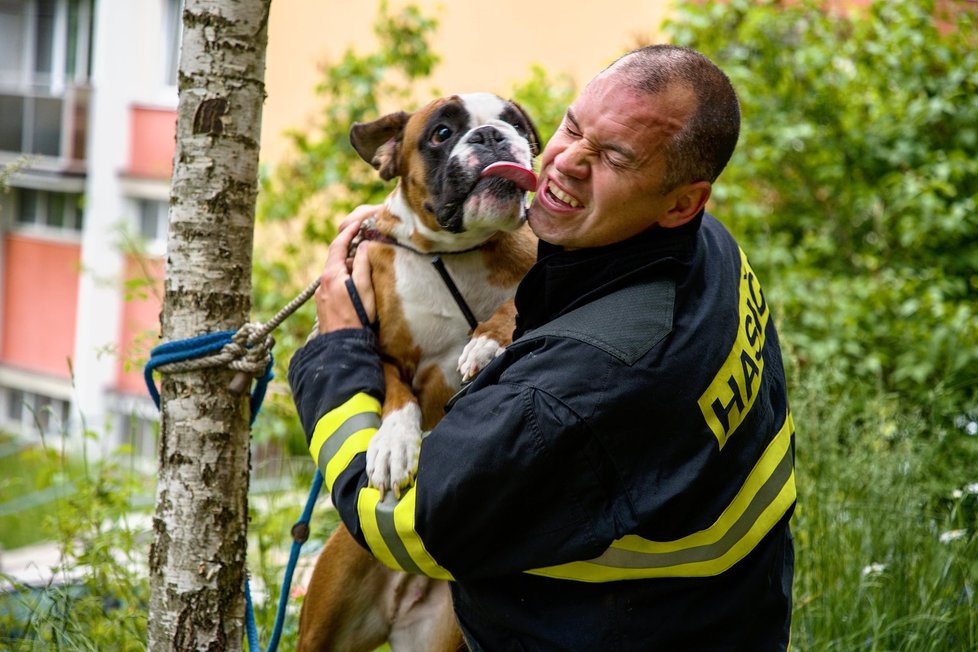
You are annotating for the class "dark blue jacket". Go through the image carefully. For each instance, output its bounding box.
[289,212,795,650]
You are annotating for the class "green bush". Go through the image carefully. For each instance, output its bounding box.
[0,434,150,650]
[664,3,978,645]
[666,0,978,413]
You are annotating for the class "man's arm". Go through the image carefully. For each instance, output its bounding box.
[290,331,619,580]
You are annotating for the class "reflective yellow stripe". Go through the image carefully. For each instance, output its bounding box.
[697,248,770,448]
[308,393,381,492]
[357,484,454,580]
[308,392,451,579]
[529,412,795,582]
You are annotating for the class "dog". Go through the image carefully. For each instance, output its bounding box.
[296,92,541,652]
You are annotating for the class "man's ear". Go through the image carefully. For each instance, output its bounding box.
[660,181,711,229]
[349,111,410,180]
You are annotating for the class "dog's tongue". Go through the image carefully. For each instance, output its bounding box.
[480,162,538,192]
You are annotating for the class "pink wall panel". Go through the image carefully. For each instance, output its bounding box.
[1,235,81,378]
[128,106,176,180]
[115,255,163,395]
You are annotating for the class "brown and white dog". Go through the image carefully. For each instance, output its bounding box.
[296,93,540,652]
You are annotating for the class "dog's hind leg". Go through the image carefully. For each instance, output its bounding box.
[296,525,392,652]
[387,576,466,652]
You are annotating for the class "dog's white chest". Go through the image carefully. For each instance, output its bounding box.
[393,250,514,386]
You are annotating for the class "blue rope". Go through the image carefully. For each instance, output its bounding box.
[245,470,324,651]
[145,332,322,652]
[143,331,273,424]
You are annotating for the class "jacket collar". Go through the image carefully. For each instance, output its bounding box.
[515,211,703,334]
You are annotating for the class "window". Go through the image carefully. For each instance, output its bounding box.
[65,0,93,81]
[0,385,71,438]
[33,0,55,80]
[0,0,93,91]
[118,412,159,461]
[0,1,92,158]
[134,197,168,255]
[14,188,84,233]
[0,1,29,88]
[0,94,24,151]
[6,388,24,422]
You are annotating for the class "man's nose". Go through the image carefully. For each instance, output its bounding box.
[553,139,590,179]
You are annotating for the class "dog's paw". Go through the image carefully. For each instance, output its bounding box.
[366,404,423,499]
[458,335,506,382]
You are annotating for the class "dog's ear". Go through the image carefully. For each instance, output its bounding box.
[507,99,542,157]
[350,111,410,180]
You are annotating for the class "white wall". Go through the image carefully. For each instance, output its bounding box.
[73,0,176,452]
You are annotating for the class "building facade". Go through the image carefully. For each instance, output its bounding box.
[0,0,673,457]
[0,0,180,455]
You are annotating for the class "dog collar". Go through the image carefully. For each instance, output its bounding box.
[358,222,486,257]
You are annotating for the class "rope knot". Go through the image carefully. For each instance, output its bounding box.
[227,322,275,376]
[144,277,319,404]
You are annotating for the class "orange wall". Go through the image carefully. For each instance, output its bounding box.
[261,1,671,165]
[1,235,81,378]
[115,255,164,395]
[128,105,176,179]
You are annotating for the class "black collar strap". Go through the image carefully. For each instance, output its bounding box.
[354,219,481,331]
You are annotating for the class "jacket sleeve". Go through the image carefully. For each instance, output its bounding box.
[288,328,391,544]
[290,328,623,580]
[288,328,385,440]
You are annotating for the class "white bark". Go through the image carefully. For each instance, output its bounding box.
[148,1,271,650]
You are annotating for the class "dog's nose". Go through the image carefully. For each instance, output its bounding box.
[467,126,505,148]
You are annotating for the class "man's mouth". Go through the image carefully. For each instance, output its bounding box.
[545,181,583,209]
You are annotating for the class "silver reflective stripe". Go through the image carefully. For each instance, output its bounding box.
[591,442,793,570]
[375,494,423,575]
[315,412,381,475]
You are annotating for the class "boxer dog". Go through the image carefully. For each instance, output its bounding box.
[297,93,540,652]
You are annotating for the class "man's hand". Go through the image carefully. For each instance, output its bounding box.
[316,205,379,333]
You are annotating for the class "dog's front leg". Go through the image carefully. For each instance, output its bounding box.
[458,299,518,382]
[367,362,424,499]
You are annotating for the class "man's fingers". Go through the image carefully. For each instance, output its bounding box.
[325,220,363,271]
[338,204,381,232]
[314,209,379,333]
[350,242,376,323]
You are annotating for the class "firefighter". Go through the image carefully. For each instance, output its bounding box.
[290,45,795,650]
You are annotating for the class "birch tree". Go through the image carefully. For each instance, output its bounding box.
[148,1,272,649]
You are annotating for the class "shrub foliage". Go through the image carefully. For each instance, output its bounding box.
[666,0,978,410]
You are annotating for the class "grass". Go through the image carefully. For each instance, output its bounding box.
[1,362,976,650]
[0,434,85,550]
[788,367,978,651]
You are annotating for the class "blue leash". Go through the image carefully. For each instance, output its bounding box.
[245,469,323,652]
[145,331,323,652]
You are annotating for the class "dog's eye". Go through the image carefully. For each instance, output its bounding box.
[430,125,453,145]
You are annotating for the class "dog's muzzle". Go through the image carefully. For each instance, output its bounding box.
[434,153,537,232]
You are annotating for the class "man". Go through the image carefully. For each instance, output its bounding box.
[290,45,795,650]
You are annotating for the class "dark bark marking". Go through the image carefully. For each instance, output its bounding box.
[193,98,228,135]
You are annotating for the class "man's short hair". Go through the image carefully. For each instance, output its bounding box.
[608,45,741,193]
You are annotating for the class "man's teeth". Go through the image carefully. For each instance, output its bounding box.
[549,185,582,208]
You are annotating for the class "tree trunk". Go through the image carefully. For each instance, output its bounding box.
[148,1,271,650]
